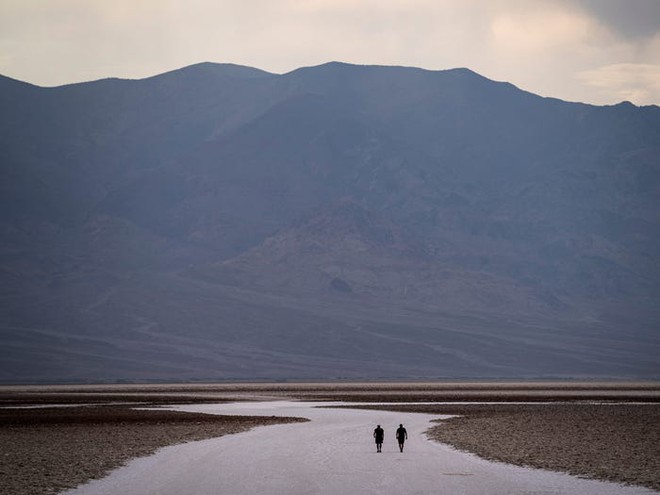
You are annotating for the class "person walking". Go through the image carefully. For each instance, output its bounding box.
[373,424,384,452]
[396,423,408,452]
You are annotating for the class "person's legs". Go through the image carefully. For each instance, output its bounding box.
[399,441,404,452]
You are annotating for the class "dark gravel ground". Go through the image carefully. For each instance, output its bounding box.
[0,406,307,495]
[347,402,660,491]
[1,382,658,494]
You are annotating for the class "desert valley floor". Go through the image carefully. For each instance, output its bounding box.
[1,382,658,494]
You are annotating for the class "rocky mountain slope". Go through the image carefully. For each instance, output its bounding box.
[1,62,659,382]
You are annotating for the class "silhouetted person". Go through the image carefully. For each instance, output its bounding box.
[373,424,384,452]
[396,424,407,452]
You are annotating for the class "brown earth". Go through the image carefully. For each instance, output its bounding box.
[0,406,307,495]
[1,382,659,493]
[3,381,659,405]
[348,403,660,491]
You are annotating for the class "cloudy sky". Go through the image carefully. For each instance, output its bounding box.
[1,0,659,105]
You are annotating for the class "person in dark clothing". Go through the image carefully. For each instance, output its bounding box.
[396,424,408,452]
[373,424,384,452]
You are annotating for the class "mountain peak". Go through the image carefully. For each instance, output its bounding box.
[0,73,38,90]
[289,61,488,78]
[149,62,274,82]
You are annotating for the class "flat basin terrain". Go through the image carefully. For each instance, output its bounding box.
[1,382,658,494]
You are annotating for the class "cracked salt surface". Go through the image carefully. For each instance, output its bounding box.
[64,401,658,495]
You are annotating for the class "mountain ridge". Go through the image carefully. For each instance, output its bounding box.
[6,61,654,108]
[1,62,658,382]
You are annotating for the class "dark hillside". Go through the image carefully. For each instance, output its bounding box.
[1,62,658,382]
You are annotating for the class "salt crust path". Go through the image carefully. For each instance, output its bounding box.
[64,401,657,495]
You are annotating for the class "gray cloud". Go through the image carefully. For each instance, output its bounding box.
[575,0,660,39]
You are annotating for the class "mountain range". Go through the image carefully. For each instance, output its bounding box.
[1,62,659,382]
